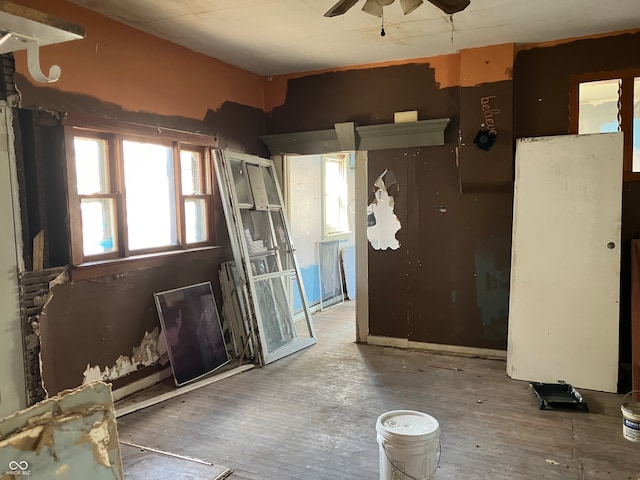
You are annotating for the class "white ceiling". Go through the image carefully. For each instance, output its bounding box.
[69,0,640,76]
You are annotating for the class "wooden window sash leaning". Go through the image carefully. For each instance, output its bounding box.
[63,117,219,275]
[570,68,640,182]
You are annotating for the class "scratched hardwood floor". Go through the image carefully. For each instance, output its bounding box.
[116,301,640,479]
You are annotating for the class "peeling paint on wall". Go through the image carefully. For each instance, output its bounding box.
[82,328,162,385]
[86,421,111,467]
[367,169,401,250]
[0,381,123,480]
[42,269,69,310]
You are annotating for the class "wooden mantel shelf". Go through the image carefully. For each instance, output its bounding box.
[260,118,451,155]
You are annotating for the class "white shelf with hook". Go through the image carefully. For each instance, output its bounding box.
[0,0,84,83]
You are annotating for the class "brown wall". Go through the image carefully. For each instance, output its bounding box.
[267,62,458,133]
[266,33,640,352]
[514,31,640,365]
[266,55,514,350]
[13,0,640,388]
[367,145,511,349]
[39,252,229,393]
[10,0,269,394]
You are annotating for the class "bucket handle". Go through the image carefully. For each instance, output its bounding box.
[382,442,441,480]
[622,390,640,404]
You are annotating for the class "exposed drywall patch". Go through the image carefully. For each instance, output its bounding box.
[0,381,122,480]
[86,420,111,467]
[42,268,69,310]
[460,44,515,86]
[82,328,161,385]
[21,267,68,406]
[2,424,48,452]
[367,169,401,250]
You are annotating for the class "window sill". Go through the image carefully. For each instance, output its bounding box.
[70,245,230,281]
[323,231,352,242]
[624,171,640,183]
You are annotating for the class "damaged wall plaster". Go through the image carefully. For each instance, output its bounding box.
[82,328,164,385]
[367,169,402,250]
[0,381,123,480]
[21,267,68,407]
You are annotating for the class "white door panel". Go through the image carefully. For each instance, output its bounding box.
[507,133,623,393]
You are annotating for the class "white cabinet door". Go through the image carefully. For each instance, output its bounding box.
[507,133,623,393]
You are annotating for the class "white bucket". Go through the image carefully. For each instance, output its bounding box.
[376,410,440,480]
[621,391,640,442]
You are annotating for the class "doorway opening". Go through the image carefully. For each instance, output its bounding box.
[282,152,359,337]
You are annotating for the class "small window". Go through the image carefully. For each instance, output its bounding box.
[73,137,118,256]
[323,153,349,237]
[573,72,640,180]
[180,149,209,244]
[66,123,215,266]
[578,79,621,134]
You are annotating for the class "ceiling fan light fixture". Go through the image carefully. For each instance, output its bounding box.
[376,0,395,5]
[362,0,383,17]
[426,0,470,15]
[324,0,361,17]
[400,0,423,14]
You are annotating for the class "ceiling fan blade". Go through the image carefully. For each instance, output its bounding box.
[426,0,470,14]
[400,0,423,15]
[324,0,361,17]
[362,0,383,17]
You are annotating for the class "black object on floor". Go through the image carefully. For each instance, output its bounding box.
[530,382,589,412]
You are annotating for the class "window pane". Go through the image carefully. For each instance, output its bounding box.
[578,79,621,134]
[634,77,640,172]
[123,141,177,250]
[271,210,291,271]
[230,160,251,204]
[74,137,109,194]
[261,166,280,206]
[324,157,348,235]
[241,209,279,274]
[185,198,207,244]
[180,150,203,194]
[254,276,297,354]
[80,198,117,256]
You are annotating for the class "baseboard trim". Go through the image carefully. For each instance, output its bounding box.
[112,367,173,403]
[367,336,506,360]
[115,364,254,417]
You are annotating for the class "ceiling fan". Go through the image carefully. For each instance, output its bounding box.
[324,0,470,17]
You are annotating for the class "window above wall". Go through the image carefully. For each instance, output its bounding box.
[64,118,219,277]
[322,153,350,238]
[571,71,640,181]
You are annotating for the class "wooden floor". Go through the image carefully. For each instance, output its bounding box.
[117,301,640,479]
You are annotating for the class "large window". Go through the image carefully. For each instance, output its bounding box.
[66,121,216,267]
[572,71,640,180]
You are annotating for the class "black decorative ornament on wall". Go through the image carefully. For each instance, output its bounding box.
[473,129,497,151]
